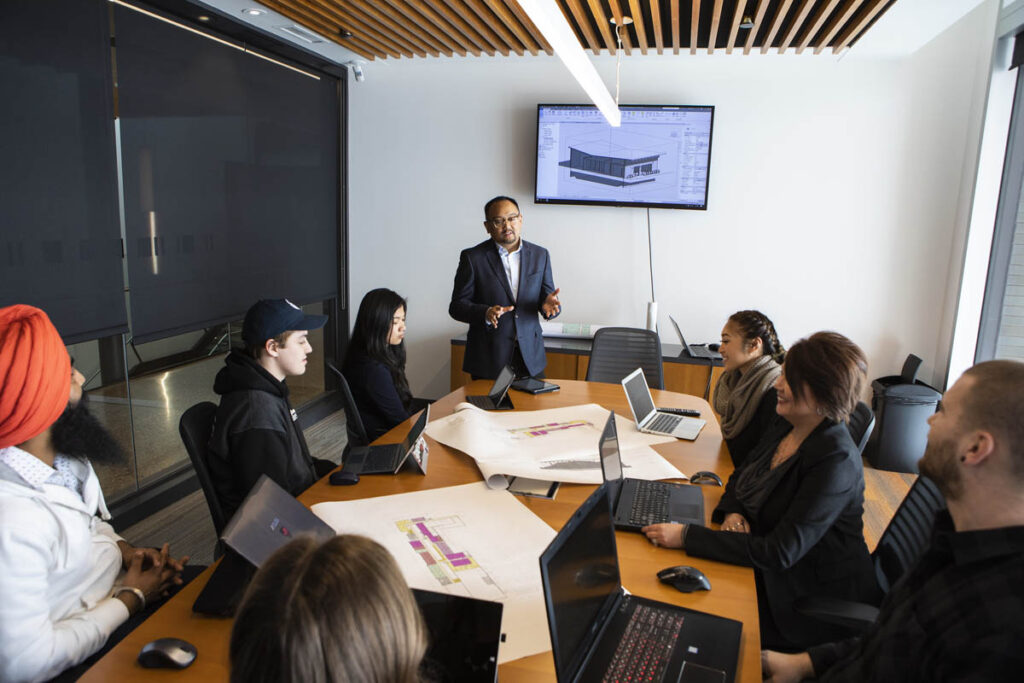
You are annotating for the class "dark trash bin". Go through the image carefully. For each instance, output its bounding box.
[865,355,942,473]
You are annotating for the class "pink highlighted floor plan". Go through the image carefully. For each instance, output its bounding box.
[396,515,506,600]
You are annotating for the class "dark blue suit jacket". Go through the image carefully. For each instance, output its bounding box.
[449,239,558,379]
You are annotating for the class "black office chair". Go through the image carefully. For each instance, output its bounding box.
[795,474,946,631]
[325,361,369,452]
[586,327,665,390]
[179,401,228,537]
[847,401,875,456]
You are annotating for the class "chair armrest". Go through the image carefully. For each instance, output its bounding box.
[794,596,880,632]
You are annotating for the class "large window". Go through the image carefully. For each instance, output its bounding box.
[2,0,345,508]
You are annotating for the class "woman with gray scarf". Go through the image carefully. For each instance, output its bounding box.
[713,310,785,466]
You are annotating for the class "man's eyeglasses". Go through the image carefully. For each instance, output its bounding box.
[487,213,521,229]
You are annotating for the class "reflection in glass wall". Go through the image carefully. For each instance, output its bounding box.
[67,300,333,504]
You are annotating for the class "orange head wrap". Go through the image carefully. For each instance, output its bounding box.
[0,305,71,448]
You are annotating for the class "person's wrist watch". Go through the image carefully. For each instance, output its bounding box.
[113,586,146,614]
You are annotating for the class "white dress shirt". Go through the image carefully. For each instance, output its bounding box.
[495,241,521,301]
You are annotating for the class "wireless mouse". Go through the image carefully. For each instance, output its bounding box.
[138,637,197,669]
[689,471,723,486]
[657,565,711,593]
[329,470,360,486]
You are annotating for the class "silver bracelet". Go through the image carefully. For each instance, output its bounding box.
[113,586,146,612]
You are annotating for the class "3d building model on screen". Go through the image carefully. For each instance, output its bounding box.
[560,146,662,187]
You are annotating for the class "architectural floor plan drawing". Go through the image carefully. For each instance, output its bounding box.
[424,403,685,487]
[312,483,557,664]
[397,514,505,600]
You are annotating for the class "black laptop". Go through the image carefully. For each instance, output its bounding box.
[599,411,706,531]
[670,316,722,361]
[465,364,515,410]
[344,406,430,475]
[539,484,742,683]
[413,588,504,683]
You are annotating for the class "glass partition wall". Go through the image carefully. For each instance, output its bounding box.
[68,301,335,504]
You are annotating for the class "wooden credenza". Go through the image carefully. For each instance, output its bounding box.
[450,335,725,399]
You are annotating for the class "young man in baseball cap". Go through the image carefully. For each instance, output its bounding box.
[208,299,332,520]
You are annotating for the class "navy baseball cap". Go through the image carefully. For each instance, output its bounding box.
[242,299,327,346]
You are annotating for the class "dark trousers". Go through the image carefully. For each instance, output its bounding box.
[51,564,206,682]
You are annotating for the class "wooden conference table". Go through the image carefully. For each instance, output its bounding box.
[82,380,760,682]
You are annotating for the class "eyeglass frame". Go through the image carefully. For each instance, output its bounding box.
[486,213,522,229]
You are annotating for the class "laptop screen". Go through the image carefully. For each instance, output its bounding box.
[401,406,430,452]
[540,484,621,680]
[622,368,657,424]
[599,411,623,483]
[488,364,515,401]
[413,588,502,682]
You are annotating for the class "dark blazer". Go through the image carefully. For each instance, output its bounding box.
[724,387,778,468]
[343,351,411,442]
[449,238,558,379]
[685,417,880,650]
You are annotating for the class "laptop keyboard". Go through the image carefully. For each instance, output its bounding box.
[647,412,683,433]
[628,481,673,526]
[364,444,402,470]
[603,603,685,683]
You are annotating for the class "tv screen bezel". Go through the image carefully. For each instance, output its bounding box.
[534,103,715,211]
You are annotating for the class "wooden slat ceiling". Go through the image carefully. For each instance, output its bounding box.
[266,0,896,61]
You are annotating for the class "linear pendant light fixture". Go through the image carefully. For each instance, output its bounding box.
[517,0,621,127]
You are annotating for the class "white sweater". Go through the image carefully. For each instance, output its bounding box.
[0,454,129,683]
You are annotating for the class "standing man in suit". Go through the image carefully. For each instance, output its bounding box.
[449,196,561,380]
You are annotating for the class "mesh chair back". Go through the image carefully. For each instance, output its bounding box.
[872,475,945,593]
[178,401,228,536]
[847,401,875,455]
[326,361,369,448]
[586,327,665,390]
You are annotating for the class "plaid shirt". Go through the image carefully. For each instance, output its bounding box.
[809,511,1024,682]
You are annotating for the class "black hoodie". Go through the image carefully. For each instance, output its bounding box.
[207,351,316,520]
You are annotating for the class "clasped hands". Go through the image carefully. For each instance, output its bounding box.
[117,541,190,610]
[485,288,561,327]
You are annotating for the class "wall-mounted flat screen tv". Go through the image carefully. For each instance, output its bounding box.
[535,104,714,210]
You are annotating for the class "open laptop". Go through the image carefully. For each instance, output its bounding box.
[193,475,335,615]
[344,406,430,475]
[599,411,705,531]
[413,588,503,683]
[622,368,706,440]
[539,484,742,683]
[670,316,722,361]
[465,364,515,410]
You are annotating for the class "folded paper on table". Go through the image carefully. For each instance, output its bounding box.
[311,483,557,664]
[424,403,686,488]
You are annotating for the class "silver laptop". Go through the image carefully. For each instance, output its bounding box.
[621,368,705,440]
[669,316,722,361]
[344,406,430,475]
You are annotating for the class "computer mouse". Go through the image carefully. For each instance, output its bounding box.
[690,471,723,486]
[329,470,360,486]
[708,343,721,352]
[657,565,711,593]
[137,637,197,669]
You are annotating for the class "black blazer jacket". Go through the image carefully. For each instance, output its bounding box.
[685,417,880,648]
[449,238,558,379]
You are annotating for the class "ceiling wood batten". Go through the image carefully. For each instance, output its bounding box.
[270,0,895,60]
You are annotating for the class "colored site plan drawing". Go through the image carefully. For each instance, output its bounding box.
[396,514,506,600]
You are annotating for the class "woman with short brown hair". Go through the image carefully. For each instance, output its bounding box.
[645,332,880,651]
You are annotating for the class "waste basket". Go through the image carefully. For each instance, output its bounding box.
[865,355,942,473]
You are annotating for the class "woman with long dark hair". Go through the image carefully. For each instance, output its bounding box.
[343,289,426,441]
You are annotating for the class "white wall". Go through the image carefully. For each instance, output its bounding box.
[348,2,997,400]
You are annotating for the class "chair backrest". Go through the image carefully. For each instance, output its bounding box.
[847,401,875,455]
[326,361,369,448]
[586,327,665,390]
[178,401,228,536]
[872,474,946,593]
